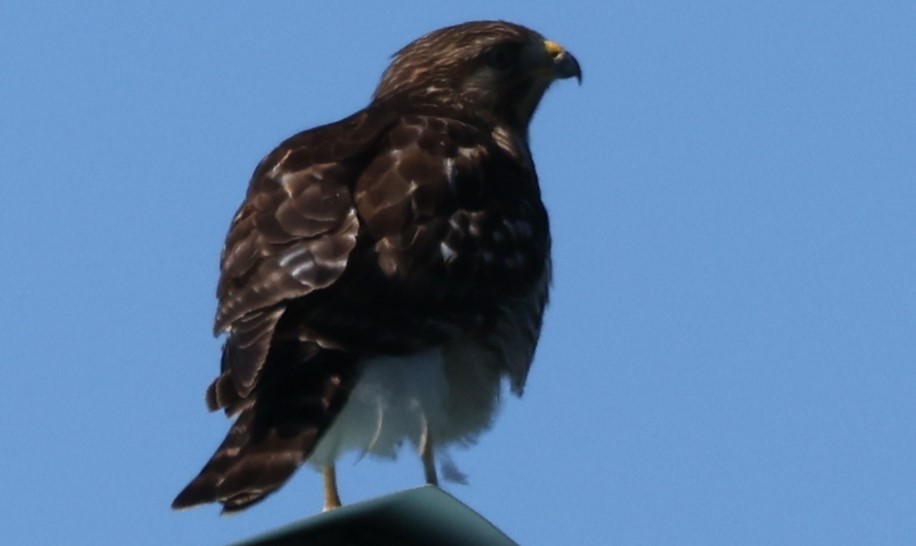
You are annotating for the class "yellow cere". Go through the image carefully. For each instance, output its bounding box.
[543,40,565,58]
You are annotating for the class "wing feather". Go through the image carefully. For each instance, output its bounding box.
[212,110,393,399]
[178,109,550,511]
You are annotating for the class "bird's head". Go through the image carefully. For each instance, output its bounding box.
[373,21,581,134]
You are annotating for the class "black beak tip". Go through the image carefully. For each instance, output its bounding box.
[556,52,582,84]
[572,55,583,85]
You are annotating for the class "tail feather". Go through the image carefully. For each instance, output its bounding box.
[173,345,358,513]
[172,408,257,510]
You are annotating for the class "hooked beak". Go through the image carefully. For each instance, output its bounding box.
[544,40,582,83]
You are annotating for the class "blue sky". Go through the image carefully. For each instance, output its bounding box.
[2,1,915,544]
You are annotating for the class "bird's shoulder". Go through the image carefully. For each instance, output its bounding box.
[214,108,394,334]
[215,104,542,335]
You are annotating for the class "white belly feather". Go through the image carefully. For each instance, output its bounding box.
[309,348,448,465]
[307,270,548,477]
[307,340,503,473]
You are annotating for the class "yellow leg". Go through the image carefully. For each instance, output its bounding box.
[322,465,342,511]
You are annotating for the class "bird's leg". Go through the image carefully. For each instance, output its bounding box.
[321,465,342,511]
[419,423,438,486]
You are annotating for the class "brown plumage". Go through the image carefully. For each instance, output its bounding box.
[173,20,581,514]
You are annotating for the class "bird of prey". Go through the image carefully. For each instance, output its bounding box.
[172,20,581,514]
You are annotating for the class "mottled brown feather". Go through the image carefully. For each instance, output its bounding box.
[175,20,577,513]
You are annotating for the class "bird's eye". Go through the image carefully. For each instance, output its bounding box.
[484,47,514,71]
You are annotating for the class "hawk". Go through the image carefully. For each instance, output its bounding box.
[173,20,581,513]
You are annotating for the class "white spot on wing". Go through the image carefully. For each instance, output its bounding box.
[267,150,292,179]
[278,246,309,268]
[444,158,456,189]
[448,215,463,232]
[290,259,316,278]
[468,221,481,238]
[440,241,457,264]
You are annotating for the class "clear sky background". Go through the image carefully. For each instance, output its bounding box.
[2,1,914,545]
